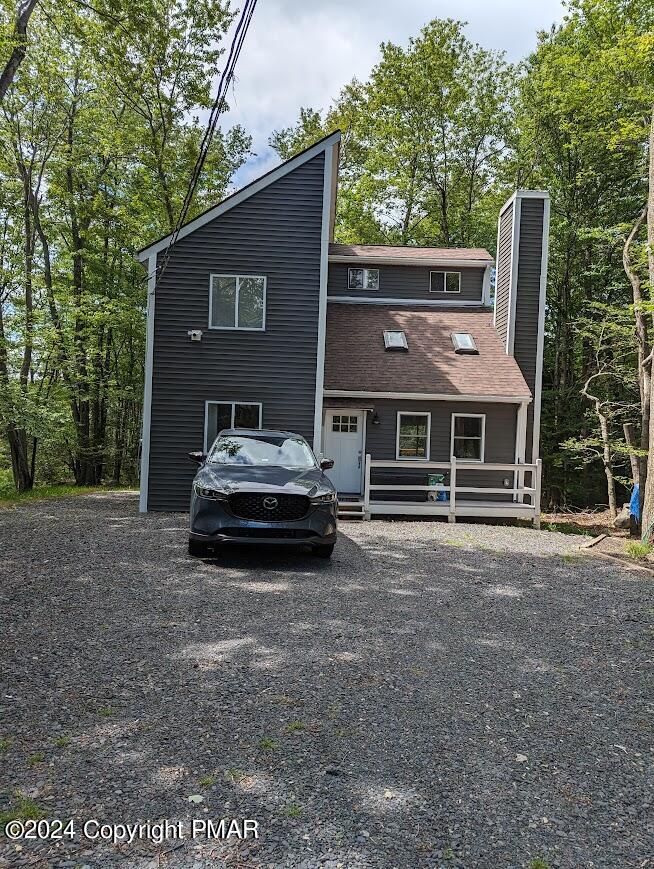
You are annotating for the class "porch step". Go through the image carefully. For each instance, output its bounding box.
[338,500,366,519]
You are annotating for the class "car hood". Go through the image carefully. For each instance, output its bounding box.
[195,463,334,497]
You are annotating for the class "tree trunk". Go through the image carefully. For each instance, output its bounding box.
[639,104,654,541]
[0,0,39,104]
[597,404,617,519]
[623,422,640,485]
[623,205,649,507]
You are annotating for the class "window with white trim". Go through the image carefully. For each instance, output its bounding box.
[430,271,461,293]
[348,267,379,290]
[209,274,266,329]
[451,413,485,461]
[396,412,430,460]
[205,401,262,450]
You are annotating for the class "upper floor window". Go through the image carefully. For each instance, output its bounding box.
[209,274,266,330]
[205,400,262,451]
[430,271,461,293]
[451,413,485,462]
[348,267,379,290]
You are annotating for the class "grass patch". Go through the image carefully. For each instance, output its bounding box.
[198,774,216,788]
[98,706,115,717]
[0,483,137,509]
[0,793,43,834]
[0,736,14,754]
[282,802,302,819]
[258,737,278,751]
[225,768,246,784]
[562,553,582,564]
[529,860,549,869]
[540,520,592,536]
[625,541,653,560]
[283,720,307,734]
[54,735,71,748]
[27,752,45,767]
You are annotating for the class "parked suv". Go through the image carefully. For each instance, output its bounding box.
[188,429,338,557]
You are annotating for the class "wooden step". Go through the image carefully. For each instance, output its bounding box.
[338,500,366,518]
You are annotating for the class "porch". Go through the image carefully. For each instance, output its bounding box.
[339,455,542,526]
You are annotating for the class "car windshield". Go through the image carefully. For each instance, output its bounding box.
[209,434,317,469]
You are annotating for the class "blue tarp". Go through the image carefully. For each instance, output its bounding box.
[630,484,640,522]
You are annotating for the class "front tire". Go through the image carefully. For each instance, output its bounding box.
[188,539,209,557]
[312,543,335,559]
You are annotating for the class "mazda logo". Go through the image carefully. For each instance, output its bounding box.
[262,497,278,510]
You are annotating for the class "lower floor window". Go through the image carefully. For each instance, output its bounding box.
[205,401,262,450]
[451,413,485,461]
[396,412,430,459]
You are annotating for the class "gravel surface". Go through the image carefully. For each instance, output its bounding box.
[0,492,651,868]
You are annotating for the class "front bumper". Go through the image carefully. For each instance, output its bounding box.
[190,494,337,547]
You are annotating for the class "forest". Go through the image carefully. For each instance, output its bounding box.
[0,0,653,525]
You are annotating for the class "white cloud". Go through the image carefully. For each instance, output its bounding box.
[218,0,566,187]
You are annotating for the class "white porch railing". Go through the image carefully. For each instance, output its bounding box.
[362,454,542,527]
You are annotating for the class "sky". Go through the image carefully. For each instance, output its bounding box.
[219,0,567,187]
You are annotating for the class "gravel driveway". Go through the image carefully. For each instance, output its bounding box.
[1,493,651,868]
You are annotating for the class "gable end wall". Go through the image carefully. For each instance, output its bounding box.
[147,152,326,511]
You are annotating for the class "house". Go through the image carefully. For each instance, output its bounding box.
[137,130,549,524]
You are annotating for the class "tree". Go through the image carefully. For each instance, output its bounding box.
[0,0,252,491]
[271,19,516,252]
[514,0,653,512]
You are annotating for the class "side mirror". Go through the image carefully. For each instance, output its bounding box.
[188,451,206,465]
[320,458,335,470]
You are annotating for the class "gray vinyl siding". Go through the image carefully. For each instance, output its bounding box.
[362,399,517,502]
[147,152,325,511]
[327,263,484,302]
[514,198,544,463]
[494,203,513,346]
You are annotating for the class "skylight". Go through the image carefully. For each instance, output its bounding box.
[451,332,478,354]
[383,330,408,351]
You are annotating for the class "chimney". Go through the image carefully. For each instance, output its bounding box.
[494,190,550,464]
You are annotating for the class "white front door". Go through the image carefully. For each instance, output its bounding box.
[322,410,364,494]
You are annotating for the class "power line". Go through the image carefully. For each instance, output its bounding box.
[155,0,258,285]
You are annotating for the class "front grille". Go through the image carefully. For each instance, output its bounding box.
[223,527,314,539]
[227,492,310,521]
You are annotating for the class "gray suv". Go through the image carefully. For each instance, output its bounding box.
[188,429,338,558]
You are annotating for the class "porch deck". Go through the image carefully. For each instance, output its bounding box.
[347,455,543,525]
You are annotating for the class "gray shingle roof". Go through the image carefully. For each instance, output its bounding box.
[324,304,531,398]
[329,243,493,263]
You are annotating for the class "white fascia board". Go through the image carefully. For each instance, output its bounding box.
[139,253,157,513]
[137,131,342,262]
[312,142,336,454]
[329,255,492,268]
[323,390,532,403]
[327,296,487,307]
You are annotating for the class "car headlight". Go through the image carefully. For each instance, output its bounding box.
[310,491,336,504]
[194,483,228,500]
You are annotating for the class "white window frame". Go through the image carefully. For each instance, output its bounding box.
[204,400,263,452]
[348,267,379,291]
[430,271,461,293]
[208,274,267,331]
[450,413,486,463]
[395,411,431,461]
